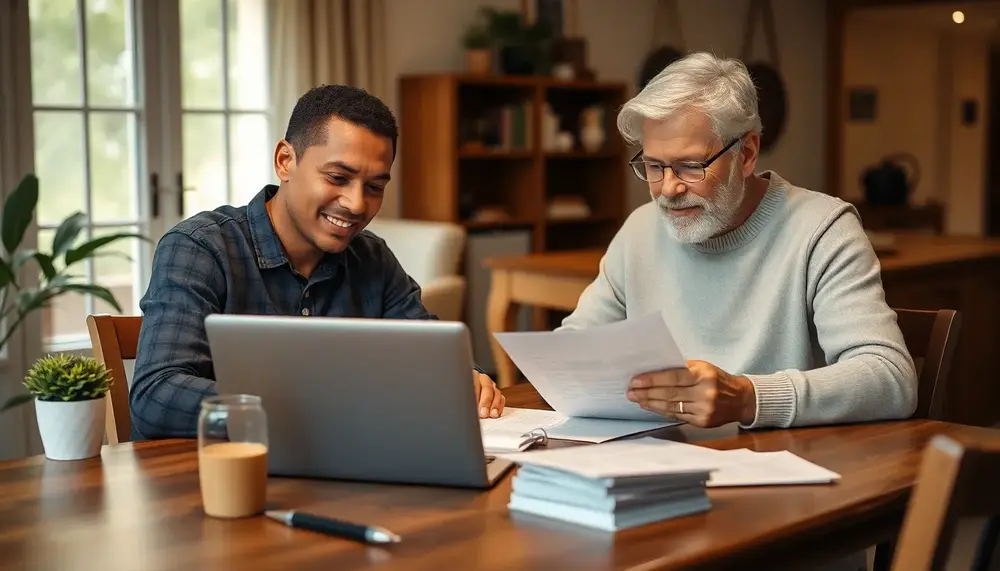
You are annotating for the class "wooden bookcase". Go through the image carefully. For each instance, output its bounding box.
[398,73,629,254]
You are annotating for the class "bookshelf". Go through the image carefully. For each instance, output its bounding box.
[398,73,629,255]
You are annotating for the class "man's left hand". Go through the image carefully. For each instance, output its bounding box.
[626,360,757,428]
[474,371,505,418]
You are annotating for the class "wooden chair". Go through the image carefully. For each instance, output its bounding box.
[890,433,1000,571]
[86,314,142,445]
[894,308,962,421]
[873,308,962,571]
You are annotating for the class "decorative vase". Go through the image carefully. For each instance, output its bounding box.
[465,49,492,74]
[35,397,106,461]
[579,107,606,152]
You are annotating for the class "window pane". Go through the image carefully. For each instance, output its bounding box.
[183,113,227,216]
[92,225,141,316]
[39,229,91,341]
[229,114,271,206]
[85,0,136,106]
[181,0,224,109]
[227,0,267,110]
[33,111,87,225]
[90,111,139,222]
[29,0,83,106]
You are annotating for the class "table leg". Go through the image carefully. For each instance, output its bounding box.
[486,269,520,388]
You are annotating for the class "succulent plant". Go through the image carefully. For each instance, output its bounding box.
[20,354,113,403]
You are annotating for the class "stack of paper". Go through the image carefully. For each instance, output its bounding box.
[481,407,675,453]
[502,439,716,531]
[500,437,841,532]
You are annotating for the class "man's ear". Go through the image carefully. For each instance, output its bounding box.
[740,132,761,178]
[274,140,297,182]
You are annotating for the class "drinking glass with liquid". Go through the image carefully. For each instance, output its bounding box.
[198,394,269,518]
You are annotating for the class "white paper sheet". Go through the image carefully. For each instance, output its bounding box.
[498,437,841,486]
[493,312,686,421]
[480,407,676,450]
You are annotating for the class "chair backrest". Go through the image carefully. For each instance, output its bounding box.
[894,309,961,420]
[86,314,142,444]
[365,217,466,287]
[891,433,1000,571]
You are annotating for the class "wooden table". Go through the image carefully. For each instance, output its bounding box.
[484,236,1000,426]
[1,383,994,571]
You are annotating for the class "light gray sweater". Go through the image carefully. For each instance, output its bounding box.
[557,171,918,429]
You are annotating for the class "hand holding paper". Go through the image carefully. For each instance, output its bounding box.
[493,312,687,422]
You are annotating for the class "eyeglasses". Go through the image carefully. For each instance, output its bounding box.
[629,135,744,184]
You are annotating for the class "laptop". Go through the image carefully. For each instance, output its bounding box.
[204,314,514,489]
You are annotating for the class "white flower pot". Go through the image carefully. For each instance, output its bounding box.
[35,397,106,461]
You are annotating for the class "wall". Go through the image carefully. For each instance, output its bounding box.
[842,15,989,236]
[381,0,828,216]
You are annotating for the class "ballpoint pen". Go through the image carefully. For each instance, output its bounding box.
[265,510,402,544]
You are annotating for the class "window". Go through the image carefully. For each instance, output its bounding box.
[26,0,272,349]
[180,0,272,218]
[29,0,145,346]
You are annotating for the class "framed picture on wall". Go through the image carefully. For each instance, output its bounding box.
[847,86,877,122]
[534,0,564,36]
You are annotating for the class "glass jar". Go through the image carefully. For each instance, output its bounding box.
[197,394,269,518]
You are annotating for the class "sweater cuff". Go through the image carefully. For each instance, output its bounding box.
[741,373,797,429]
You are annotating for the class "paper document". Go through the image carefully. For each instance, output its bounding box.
[705,449,841,487]
[498,437,841,486]
[481,407,674,452]
[493,312,686,421]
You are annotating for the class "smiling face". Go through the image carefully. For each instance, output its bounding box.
[274,116,393,255]
[640,112,756,243]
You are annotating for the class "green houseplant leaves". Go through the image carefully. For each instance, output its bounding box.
[0,173,148,412]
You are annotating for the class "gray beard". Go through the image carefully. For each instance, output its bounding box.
[655,160,746,244]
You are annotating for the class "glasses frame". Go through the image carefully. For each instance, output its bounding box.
[629,134,745,184]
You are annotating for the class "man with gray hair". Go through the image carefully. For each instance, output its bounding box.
[558,52,918,432]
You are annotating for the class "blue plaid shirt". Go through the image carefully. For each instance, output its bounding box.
[130,185,476,439]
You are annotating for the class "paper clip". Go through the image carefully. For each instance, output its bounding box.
[521,427,549,449]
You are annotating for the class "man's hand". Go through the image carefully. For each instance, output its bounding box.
[474,370,505,418]
[626,360,757,428]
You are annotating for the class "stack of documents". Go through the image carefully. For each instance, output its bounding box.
[481,407,673,453]
[502,438,715,531]
[500,438,841,532]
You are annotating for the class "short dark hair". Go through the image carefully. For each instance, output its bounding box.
[284,84,398,159]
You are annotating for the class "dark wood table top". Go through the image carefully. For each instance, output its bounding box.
[1,383,993,571]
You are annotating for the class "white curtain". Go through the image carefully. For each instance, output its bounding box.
[268,0,387,144]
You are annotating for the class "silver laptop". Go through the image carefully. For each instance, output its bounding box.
[204,314,513,489]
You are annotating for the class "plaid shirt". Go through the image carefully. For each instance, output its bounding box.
[131,185,477,439]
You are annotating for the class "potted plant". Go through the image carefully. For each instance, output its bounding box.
[480,8,553,76]
[0,173,146,414]
[462,21,493,74]
[23,354,113,460]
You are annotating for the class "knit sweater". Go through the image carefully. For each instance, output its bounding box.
[557,171,918,429]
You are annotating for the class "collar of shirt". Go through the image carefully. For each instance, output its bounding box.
[247,184,345,280]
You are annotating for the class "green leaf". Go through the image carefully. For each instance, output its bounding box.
[2,174,39,255]
[9,250,55,280]
[33,253,56,280]
[0,258,14,290]
[16,288,56,313]
[10,250,36,271]
[65,232,147,266]
[51,212,87,257]
[0,393,33,413]
[58,283,122,313]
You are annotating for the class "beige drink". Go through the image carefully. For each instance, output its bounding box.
[198,441,268,518]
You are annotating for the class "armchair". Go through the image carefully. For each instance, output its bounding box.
[366,218,467,322]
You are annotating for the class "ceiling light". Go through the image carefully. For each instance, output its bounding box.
[953,10,965,24]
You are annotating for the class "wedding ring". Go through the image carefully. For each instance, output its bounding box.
[677,401,685,415]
